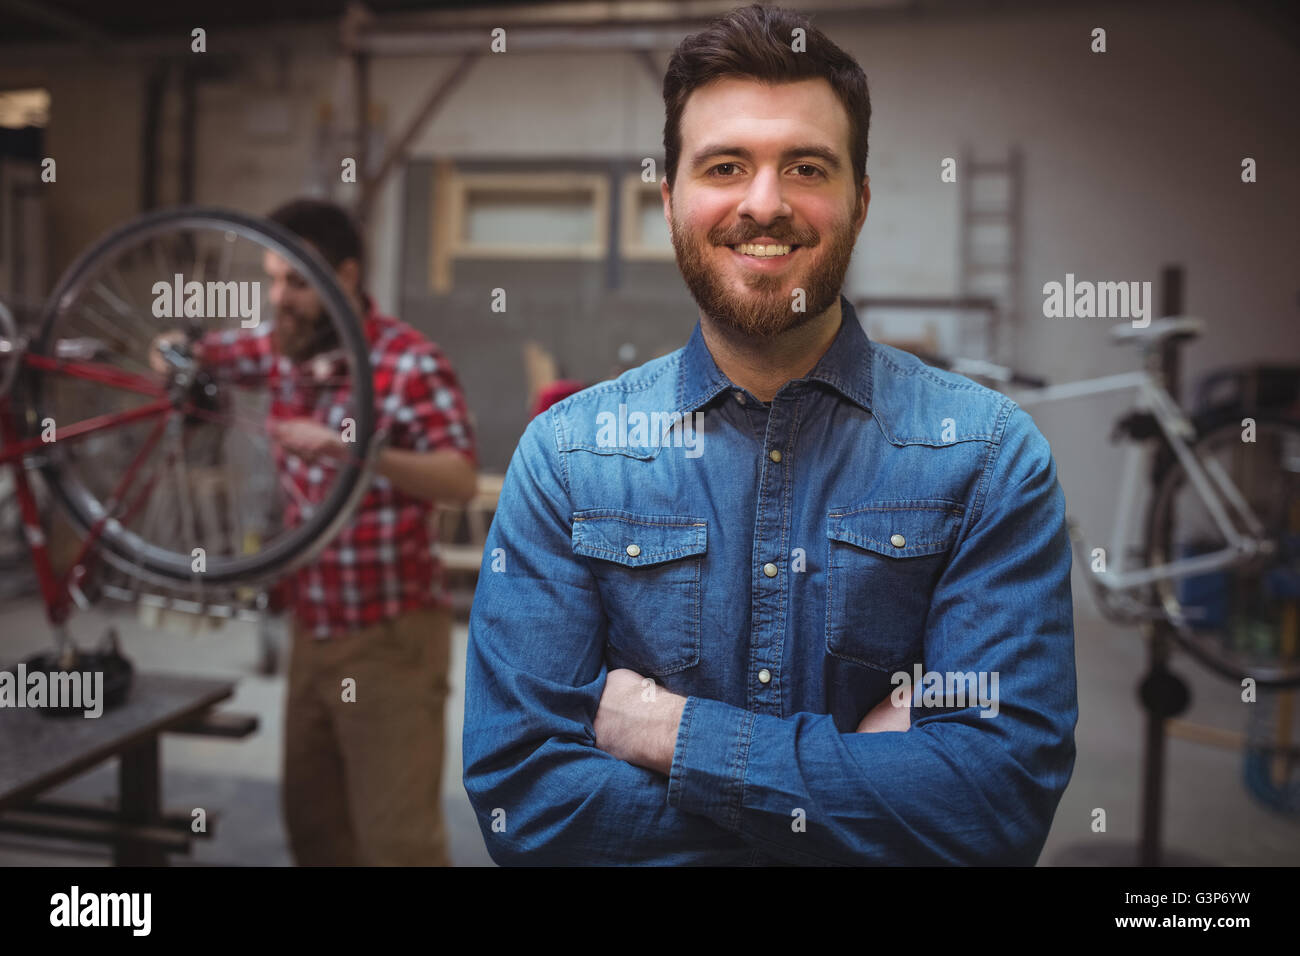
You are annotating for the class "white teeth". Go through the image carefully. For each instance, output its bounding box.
[733,243,793,257]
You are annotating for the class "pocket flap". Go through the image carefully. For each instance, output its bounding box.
[572,510,707,567]
[827,500,963,557]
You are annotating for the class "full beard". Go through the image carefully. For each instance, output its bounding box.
[272,307,340,363]
[670,198,860,339]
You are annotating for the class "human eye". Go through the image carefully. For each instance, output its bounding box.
[792,164,825,179]
[708,162,741,177]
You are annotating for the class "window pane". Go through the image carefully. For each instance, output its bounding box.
[637,192,671,250]
[464,189,595,246]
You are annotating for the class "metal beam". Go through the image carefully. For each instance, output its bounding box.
[0,0,112,46]
[350,0,906,36]
[359,52,479,218]
[634,48,663,89]
[350,25,700,57]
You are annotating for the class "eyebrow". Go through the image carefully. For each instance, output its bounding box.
[688,143,844,175]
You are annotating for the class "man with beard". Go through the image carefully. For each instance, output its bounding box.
[463,4,1076,865]
[151,199,477,866]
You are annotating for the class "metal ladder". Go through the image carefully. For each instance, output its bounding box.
[958,146,1023,365]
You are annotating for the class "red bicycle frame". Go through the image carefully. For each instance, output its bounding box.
[0,352,177,628]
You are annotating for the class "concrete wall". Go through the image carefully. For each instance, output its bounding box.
[3,2,1296,615]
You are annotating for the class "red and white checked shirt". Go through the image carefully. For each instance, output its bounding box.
[199,300,477,637]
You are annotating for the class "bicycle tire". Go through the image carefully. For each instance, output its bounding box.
[30,206,376,586]
[1145,408,1300,688]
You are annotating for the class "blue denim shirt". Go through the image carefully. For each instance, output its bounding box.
[463,295,1077,865]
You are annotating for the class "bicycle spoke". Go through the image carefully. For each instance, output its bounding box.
[106,269,146,324]
[65,300,124,344]
[151,235,180,310]
[77,409,171,538]
[125,439,204,598]
[90,281,158,346]
[118,441,172,529]
[225,451,248,565]
[166,422,203,574]
[27,353,165,399]
[135,455,169,544]
[190,229,207,287]
[65,303,156,377]
[179,401,275,438]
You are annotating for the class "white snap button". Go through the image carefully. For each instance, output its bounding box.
[758,668,772,684]
[762,562,778,578]
[890,533,906,548]
[626,544,641,557]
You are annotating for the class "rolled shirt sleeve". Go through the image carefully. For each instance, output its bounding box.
[390,343,477,465]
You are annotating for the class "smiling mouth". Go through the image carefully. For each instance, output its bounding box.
[728,242,799,258]
[728,244,795,267]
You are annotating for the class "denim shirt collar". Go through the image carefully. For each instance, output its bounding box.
[677,293,875,414]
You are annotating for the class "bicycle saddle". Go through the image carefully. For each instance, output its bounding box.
[1109,317,1203,346]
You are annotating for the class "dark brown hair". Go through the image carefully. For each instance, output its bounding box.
[268,198,364,272]
[662,3,871,192]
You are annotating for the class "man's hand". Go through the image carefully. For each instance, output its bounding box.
[856,688,911,733]
[593,668,687,776]
[269,418,348,463]
[149,329,202,375]
[593,664,905,777]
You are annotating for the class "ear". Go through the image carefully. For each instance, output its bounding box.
[661,178,673,231]
[853,174,871,233]
[335,257,362,296]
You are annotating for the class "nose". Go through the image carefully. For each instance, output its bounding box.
[735,166,792,229]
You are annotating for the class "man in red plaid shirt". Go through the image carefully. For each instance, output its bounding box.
[152,199,477,866]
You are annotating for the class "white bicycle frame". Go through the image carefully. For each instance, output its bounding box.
[1008,369,1270,594]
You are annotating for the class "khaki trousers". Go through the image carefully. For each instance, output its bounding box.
[282,605,452,866]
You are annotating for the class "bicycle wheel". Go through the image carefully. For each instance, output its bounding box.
[1146,410,1300,687]
[29,206,375,587]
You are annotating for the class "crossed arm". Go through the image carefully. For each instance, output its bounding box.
[593,667,909,777]
[462,408,1078,866]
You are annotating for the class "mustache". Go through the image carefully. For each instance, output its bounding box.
[714,231,817,246]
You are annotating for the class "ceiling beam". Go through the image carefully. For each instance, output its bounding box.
[0,0,113,46]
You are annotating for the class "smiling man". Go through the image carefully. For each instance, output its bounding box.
[463,3,1077,865]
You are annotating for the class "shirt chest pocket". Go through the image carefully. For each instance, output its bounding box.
[572,510,707,676]
[825,500,964,673]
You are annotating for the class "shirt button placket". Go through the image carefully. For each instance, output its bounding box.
[749,392,797,715]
